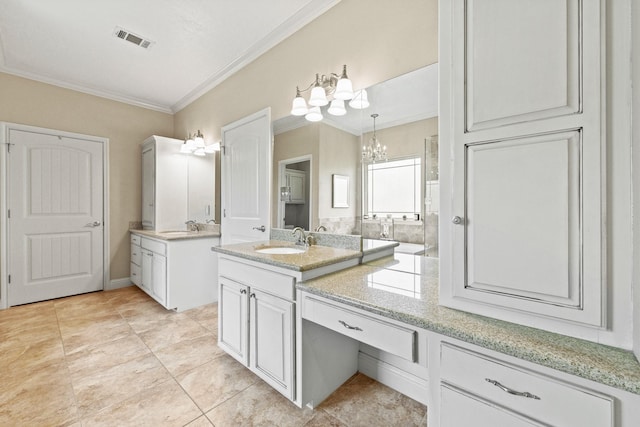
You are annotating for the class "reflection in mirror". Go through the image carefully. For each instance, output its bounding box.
[272,64,438,256]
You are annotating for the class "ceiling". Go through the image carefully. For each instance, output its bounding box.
[0,0,339,113]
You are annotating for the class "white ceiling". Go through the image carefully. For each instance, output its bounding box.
[0,0,339,113]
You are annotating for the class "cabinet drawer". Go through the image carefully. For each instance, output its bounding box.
[218,257,295,300]
[130,234,141,246]
[130,262,141,286]
[302,295,416,362]
[141,237,166,256]
[130,243,142,266]
[440,343,613,427]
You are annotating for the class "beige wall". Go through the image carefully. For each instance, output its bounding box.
[0,72,174,281]
[318,125,359,221]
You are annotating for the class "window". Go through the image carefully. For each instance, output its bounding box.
[365,157,421,218]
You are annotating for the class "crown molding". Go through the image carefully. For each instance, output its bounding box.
[0,65,173,114]
[171,0,340,113]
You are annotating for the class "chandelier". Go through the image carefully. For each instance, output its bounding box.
[362,114,387,163]
[290,65,369,122]
[180,130,219,156]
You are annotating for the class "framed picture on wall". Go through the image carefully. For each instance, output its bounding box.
[332,174,349,208]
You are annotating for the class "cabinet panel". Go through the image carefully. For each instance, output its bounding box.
[302,295,416,362]
[441,384,542,427]
[440,0,605,329]
[130,262,141,286]
[130,243,142,266]
[219,278,249,365]
[286,169,306,204]
[250,289,294,400]
[151,253,167,305]
[140,249,153,292]
[461,131,584,315]
[440,343,613,427]
[464,0,579,131]
[141,144,155,229]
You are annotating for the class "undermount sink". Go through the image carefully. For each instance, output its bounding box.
[255,246,306,255]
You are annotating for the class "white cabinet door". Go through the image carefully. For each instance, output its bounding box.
[140,249,153,293]
[286,169,305,204]
[151,253,167,306]
[250,289,295,400]
[219,278,249,365]
[440,0,605,327]
[141,144,155,229]
[440,385,542,427]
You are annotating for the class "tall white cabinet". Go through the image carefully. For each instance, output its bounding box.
[142,135,215,230]
[142,136,188,230]
[439,0,606,330]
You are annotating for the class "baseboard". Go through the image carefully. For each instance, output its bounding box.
[107,277,133,290]
[358,351,428,405]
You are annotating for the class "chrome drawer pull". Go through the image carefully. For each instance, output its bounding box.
[338,320,363,331]
[485,378,540,400]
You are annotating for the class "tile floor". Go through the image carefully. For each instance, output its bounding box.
[0,286,427,426]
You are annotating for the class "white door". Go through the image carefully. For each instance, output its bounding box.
[221,108,271,245]
[7,128,104,306]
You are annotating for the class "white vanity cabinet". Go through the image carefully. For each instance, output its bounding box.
[130,232,219,311]
[285,169,305,204]
[218,256,296,400]
[439,0,606,330]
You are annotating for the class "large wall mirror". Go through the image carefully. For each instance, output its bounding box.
[272,63,439,256]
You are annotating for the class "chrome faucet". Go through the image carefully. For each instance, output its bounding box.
[315,225,327,232]
[185,220,199,232]
[291,227,306,246]
[206,219,216,224]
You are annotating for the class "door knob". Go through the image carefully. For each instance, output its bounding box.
[85,221,101,227]
[253,225,266,232]
[451,216,463,225]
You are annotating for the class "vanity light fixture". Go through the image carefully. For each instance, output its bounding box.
[290,65,368,122]
[362,113,387,163]
[180,130,217,155]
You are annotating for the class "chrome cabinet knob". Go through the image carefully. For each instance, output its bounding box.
[452,216,463,225]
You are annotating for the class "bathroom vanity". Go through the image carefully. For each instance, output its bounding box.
[213,237,640,426]
[130,229,220,311]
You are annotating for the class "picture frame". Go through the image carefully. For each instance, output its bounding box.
[332,174,349,208]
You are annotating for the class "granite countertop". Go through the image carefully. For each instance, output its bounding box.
[212,240,362,272]
[131,229,221,241]
[296,252,640,395]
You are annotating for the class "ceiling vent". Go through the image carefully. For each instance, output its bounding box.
[113,26,155,49]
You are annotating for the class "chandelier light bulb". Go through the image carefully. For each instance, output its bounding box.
[305,106,323,122]
[290,87,308,116]
[328,99,346,116]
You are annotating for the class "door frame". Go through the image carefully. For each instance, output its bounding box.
[0,122,110,309]
[277,154,313,230]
